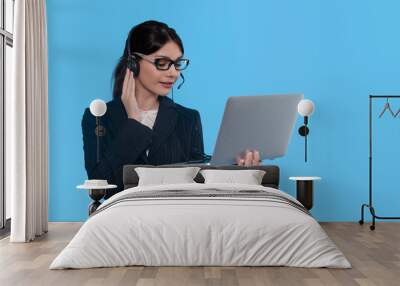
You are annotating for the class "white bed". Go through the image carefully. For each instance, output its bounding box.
[50,183,351,269]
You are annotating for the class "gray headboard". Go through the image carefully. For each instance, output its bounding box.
[123,164,280,189]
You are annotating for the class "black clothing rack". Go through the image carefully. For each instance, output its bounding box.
[359,95,400,230]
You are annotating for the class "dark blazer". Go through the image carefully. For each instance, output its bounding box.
[82,96,204,199]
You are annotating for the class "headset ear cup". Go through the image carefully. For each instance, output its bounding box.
[127,55,140,77]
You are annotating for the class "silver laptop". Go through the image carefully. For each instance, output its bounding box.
[209,94,303,165]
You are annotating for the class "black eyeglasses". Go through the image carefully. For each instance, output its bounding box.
[134,52,190,71]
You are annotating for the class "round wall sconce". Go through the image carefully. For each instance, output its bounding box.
[297,99,315,162]
[89,99,107,163]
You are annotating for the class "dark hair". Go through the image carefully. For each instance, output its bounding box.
[112,20,184,98]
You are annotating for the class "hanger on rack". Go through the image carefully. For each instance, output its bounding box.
[379,98,395,118]
[394,108,400,118]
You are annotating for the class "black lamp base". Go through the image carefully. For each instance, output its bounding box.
[298,125,309,136]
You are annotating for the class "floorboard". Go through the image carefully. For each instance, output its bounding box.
[0,222,399,286]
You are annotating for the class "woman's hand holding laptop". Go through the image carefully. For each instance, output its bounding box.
[236,149,261,166]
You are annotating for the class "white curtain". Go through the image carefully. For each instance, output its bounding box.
[7,0,49,242]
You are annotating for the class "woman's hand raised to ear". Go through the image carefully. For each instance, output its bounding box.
[236,149,261,167]
[121,69,141,121]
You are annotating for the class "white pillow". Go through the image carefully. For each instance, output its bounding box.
[200,169,266,185]
[135,167,201,186]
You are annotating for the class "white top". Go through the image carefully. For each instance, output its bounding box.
[139,109,158,130]
[139,108,159,156]
[289,176,321,181]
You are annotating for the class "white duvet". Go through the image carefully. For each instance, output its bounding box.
[50,183,351,269]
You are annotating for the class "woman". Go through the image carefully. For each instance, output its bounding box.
[82,20,260,199]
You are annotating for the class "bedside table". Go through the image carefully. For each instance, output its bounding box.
[77,180,117,215]
[289,176,321,210]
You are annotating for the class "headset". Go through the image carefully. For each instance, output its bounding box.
[125,30,185,94]
[126,29,140,77]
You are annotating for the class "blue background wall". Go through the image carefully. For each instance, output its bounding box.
[47,0,400,222]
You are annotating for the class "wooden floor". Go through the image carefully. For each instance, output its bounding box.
[0,222,399,286]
